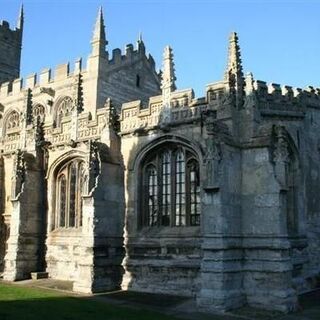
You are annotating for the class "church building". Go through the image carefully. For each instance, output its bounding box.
[0,6,319,313]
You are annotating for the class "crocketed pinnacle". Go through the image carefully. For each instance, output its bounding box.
[161,46,176,92]
[91,6,108,55]
[225,32,245,107]
[225,31,244,82]
[17,4,24,31]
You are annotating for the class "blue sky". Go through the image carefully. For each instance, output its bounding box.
[1,0,320,97]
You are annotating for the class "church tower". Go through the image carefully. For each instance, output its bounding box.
[0,5,23,85]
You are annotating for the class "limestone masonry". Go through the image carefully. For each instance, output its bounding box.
[0,6,319,313]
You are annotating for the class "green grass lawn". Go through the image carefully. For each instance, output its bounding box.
[0,283,180,320]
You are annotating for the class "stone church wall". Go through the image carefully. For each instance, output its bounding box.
[0,6,320,314]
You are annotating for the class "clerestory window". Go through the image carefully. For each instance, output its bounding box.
[142,145,200,227]
[55,159,85,229]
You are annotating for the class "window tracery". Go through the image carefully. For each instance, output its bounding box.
[142,144,200,227]
[55,159,85,229]
[33,104,45,123]
[55,96,73,126]
[5,110,20,132]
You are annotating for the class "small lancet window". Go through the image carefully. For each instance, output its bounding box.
[136,74,140,88]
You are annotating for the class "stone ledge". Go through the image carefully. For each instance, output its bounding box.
[30,272,49,280]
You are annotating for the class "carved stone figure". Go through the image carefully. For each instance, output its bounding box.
[11,149,25,199]
[204,138,221,190]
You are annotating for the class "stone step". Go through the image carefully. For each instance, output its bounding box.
[30,272,49,280]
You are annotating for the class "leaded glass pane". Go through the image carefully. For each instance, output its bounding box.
[59,175,66,227]
[68,163,77,227]
[188,161,200,226]
[78,162,85,227]
[175,150,186,226]
[147,166,158,226]
[161,151,171,226]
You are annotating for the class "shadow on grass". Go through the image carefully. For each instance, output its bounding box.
[0,295,182,320]
[93,290,188,307]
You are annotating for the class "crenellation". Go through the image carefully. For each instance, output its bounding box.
[54,63,70,80]
[191,96,206,106]
[107,45,156,72]
[206,81,227,104]
[305,86,315,93]
[252,81,320,109]
[74,58,82,74]
[125,44,134,59]
[268,83,281,95]
[0,20,10,28]
[254,80,268,97]
[281,85,294,99]
[111,48,122,64]
[12,78,22,94]
[0,81,11,97]
[170,88,194,107]
[39,68,51,84]
[293,87,303,98]
[25,73,37,89]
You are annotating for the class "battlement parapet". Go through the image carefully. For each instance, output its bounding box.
[0,20,21,36]
[0,58,84,98]
[120,88,207,134]
[0,20,10,28]
[206,81,227,104]
[253,79,320,110]
[107,43,155,70]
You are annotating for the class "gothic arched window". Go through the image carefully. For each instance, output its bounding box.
[142,144,200,227]
[55,96,73,126]
[33,104,45,123]
[55,159,85,229]
[5,110,20,132]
